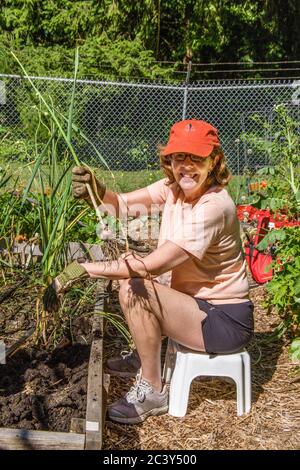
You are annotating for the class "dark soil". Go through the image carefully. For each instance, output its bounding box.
[0,345,89,431]
[0,270,96,432]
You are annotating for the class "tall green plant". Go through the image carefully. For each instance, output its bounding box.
[12,48,132,251]
[241,105,300,215]
[11,48,131,346]
[20,119,89,282]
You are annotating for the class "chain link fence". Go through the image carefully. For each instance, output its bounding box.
[0,74,299,172]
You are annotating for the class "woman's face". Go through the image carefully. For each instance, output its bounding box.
[170,153,213,201]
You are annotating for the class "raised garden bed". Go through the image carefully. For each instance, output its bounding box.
[0,253,111,450]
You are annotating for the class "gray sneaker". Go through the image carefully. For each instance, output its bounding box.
[108,372,169,424]
[106,349,141,378]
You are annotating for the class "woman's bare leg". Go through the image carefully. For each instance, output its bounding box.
[118,277,207,391]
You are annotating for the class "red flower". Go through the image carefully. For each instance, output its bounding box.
[260,180,267,188]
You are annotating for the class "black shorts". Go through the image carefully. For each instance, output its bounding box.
[194,299,254,355]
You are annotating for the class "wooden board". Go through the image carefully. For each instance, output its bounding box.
[70,372,110,437]
[84,280,109,450]
[0,428,85,450]
[0,240,105,262]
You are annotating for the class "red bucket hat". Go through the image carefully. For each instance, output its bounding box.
[162,119,221,157]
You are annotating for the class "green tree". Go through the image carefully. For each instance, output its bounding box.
[1,0,300,79]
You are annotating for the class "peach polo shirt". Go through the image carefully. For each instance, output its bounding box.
[146,178,249,304]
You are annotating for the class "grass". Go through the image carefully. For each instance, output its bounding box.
[0,157,163,191]
[96,168,164,192]
[1,155,248,201]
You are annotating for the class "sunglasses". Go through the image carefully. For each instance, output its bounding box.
[169,153,206,163]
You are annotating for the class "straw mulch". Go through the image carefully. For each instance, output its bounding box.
[103,286,300,450]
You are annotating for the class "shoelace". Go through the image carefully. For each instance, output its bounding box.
[120,350,134,359]
[126,373,153,404]
[120,350,140,368]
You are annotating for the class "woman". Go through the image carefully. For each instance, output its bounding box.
[43,119,254,424]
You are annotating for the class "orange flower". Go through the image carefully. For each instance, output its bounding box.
[260,180,267,188]
[15,234,27,243]
[249,182,260,192]
[44,187,51,196]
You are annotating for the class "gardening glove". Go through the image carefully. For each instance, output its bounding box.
[72,166,106,206]
[43,261,88,312]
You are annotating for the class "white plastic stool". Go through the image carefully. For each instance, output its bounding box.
[163,339,251,417]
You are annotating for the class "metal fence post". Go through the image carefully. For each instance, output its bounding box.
[182,60,192,121]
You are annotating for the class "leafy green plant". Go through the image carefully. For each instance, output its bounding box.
[0,165,38,243]
[289,337,300,363]
[258,226,300,346]
[0,126,35,163]
[0,191,39,240]
[240,105,300,216]
[0,165,12,189]
[126,140,150,169]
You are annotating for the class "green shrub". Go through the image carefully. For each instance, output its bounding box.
[240,105,300,217]
[258,226,300,363]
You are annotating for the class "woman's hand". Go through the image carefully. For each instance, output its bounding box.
[72,166,106,206]
[43,261,88,312]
